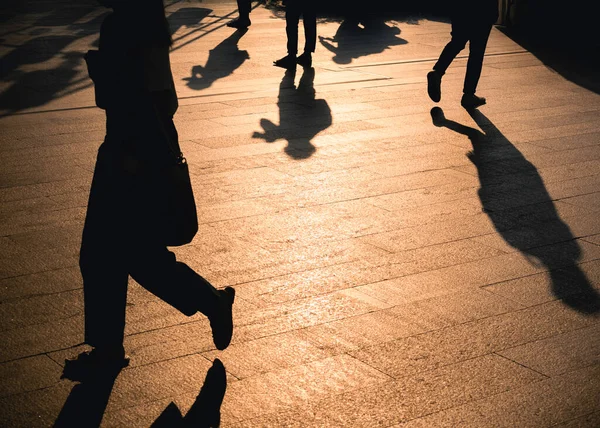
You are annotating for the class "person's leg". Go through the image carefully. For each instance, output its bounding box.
[285,1,301,57]
[227,0,251,28]
[238,0,251,19]
[297,1,316,67]
[428,20,469,102]
[80,143,129,354]
[63,142,131,381]
[274,1,300,69]
[128,246,219,317]
[128,244,235,350]
[462,23,493,100]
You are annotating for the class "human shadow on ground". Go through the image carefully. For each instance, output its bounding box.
[253,67,332,160]
[151,359,227,428]
[431,107,600,314]
[54,366,120,427]
[319,17,407,64]
[55,358,227,427]
[183,29,249,91]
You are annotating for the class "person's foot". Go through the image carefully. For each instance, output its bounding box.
[227,17,251,29]
[427,70,442,102]
[62,347,129,382]
[461,93,486,109]
[273,55,297,70]
[430,106,445,127]
[183,359,227,426]
[209,287,235,350]
[296,52,312,68]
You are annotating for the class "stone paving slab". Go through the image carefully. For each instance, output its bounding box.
[1,0,599,426]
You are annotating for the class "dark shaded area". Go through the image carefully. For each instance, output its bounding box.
[167,7,212,38]
[431,107,600,314]
[55,359,227,428]
[497,0,600,94]
[0,3,107,114]
[151,359,227,428]
[184,29,249,91]
[253,67,332,159]
[318,17,407,64]
[54,368,120,427]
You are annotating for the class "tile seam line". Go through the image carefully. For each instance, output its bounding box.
[343,49,529,69]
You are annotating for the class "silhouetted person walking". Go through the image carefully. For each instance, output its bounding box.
[427,0,498,109]
[227,0,252,29]
[65,0,235,381]
[273,0,317,69]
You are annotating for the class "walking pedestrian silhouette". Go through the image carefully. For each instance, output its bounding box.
[427,0,499,109]
[253,67,331,159]
[63,0,236,382]
[431,107,600,314]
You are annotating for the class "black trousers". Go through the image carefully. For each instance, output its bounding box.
[285,0,316,56]
[433,19,493,95]
[237,0,251,18]
[80,138,219,349]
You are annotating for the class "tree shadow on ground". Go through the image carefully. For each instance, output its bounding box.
[253,67,332,160]
[55,358,227,427]
[183,28,249,91]
[431,107,600,315]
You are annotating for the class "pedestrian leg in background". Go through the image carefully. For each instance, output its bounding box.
[227,0,252,29]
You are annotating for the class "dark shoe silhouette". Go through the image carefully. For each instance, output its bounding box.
[296,52,312,68]
[461,93,486,109]
[227,17,251,29]
[209,287,235,350]
[183,359,227,427]
[430,106,445,126]
[62,347,129,382]
[427,70,442,102]
[273,55,297,70]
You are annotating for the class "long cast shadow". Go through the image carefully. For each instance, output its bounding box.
[55,358,227,427]
[431,107,600,314]
[253,67,332,160]
[151,358,227,427]
[183,29,249,91]
[54,370,119,427]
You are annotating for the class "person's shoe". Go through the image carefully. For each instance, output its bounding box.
[427,70,442,102]
[209,287,235,350]
[227,17,251,29]
[296,52,312,68]
[273,55,297,70]
[461,93,486,109]
[62,347,129,382]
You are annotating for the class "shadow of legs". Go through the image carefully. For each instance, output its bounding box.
[54,372,119,428]
[151,359,227,428]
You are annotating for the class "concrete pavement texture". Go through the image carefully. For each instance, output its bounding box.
[1,0,599,426]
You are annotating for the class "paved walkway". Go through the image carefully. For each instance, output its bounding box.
[1,1,599,426]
